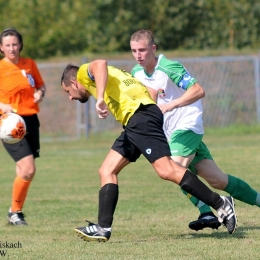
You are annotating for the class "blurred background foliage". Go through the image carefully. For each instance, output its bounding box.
[0,0,259,59]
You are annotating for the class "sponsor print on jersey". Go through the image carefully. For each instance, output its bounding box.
[21,70,35,87]
[178,73,193,90]
[144,77,155,81]
[27,74,35,87]
[158,89,166,98]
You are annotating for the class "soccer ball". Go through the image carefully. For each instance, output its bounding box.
[0,113,26,144]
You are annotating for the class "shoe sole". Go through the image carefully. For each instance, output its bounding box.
[189,219,221,231]
[224,197,237,234]
[7,221,28,226]
[74,228,108,242]
[7,217,28,226]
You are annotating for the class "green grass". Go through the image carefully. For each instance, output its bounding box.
[1,127,260,259]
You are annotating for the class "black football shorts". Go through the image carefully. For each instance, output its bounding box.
[112,104,171,163]
[2,114,40,162]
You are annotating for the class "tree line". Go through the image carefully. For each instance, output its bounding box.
[1,0,259,59]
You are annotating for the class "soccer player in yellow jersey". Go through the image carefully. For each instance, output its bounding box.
[61,60,237,242]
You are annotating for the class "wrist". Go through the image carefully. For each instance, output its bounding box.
[38,89,45,98]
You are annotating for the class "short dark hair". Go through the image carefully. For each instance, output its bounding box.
[61,64,80,86]
[130,29,155,46]
[0,28,23,54]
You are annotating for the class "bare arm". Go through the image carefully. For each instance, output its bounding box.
[146,86,158,102]
[159,83,205,114]
[89,60,109,119]
[89,60,108,100]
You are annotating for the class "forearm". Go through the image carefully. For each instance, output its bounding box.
[171,83,205,109]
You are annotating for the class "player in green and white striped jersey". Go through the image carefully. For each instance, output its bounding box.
[130,29,260,231]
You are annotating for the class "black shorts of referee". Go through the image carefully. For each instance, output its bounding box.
[2,114,40,162]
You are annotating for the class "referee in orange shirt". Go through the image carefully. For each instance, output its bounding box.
[0,28,46,225]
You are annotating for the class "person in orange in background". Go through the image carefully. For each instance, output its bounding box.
[0,28,46,225]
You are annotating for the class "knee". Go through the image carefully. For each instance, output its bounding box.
[18,165,36,181]
[98,165,119,186]
[157,171,168,180]
[155,163,183,183]
[205,174,228,190]
[25,165,36,180]
[98,165,107,177]
[98,165,114,181]
[208,179,226,190]
[157,171,178,182]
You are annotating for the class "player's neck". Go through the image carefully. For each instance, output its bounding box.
[4,56,20,65]
[144,56,158,74]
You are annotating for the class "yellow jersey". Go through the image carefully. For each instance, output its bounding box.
[77,64,155,126]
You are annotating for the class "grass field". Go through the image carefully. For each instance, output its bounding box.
[1,127,260,259]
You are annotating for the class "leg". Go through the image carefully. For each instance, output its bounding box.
[196,159,228,189]
[12,154,35,211]
[4,114,40,226]
[75,149,131,242]
[171,156,221,231]
[152,156,223,209]
[169,130,214,224]
[196,159,260,207]
[172,154,213,215]
[189,158,260,231]
[98,149,130,227]
[98,149,130,187]
[8,155,35,226]
[152,156,237,234]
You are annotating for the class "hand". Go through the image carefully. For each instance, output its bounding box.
[158,103,173,114]
[33,91,43,103]
[0,103,15,114]
[96,98,109,119]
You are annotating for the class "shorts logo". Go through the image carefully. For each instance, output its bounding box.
[146,148,152,154]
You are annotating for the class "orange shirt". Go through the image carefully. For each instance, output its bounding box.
[0,57,44,116]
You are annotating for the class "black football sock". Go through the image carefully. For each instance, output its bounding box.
[98,183,119,228]
[180,170,223,210]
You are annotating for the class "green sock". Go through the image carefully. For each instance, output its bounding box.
[224,174,259,207]
[181,188,212,214]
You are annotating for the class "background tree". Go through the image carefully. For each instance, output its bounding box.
[0,0,259,59]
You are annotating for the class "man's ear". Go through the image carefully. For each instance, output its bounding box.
[61,82,69,91]
[70,79,78,89]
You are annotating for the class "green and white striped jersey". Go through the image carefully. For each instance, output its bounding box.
[131,54,204,139]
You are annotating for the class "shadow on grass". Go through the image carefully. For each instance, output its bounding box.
[106,225,260,243]
[177,225,260,239]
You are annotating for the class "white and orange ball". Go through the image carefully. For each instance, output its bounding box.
[0,113,26,144]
